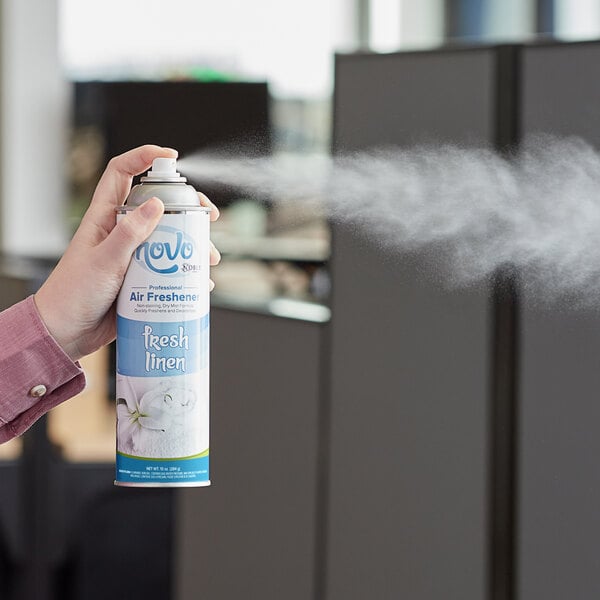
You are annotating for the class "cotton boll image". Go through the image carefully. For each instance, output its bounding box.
[155,373,209,456]
[147,379,198,426]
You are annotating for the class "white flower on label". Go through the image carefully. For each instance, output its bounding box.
[116,378,199,455]
[117,378,171,454]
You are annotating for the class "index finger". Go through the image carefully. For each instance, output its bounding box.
[83,145,178,239]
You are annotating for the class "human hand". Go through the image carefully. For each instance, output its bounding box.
[34,145,221,363]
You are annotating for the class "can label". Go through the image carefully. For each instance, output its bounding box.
[115,211,210,485]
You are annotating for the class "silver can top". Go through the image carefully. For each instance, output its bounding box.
[121,158,208,210]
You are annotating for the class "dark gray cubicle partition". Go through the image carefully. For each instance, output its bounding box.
[326,48,505,600]
[519,41,600,600]
[175,308,323,600]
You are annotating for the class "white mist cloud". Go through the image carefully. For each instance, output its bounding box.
[179,136,600,305]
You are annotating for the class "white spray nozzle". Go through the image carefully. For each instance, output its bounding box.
[146,157,181,179]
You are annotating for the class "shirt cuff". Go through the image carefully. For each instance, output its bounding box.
[0,295,86,442]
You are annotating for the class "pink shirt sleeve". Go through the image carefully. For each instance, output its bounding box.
[0,295,86,442]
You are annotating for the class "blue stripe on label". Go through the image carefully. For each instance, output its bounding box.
[116,453,209,484]
[117,314,209,377]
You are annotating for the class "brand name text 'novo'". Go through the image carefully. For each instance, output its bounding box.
[135,230,194,274]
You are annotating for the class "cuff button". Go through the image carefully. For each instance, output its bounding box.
[29,384,47,398]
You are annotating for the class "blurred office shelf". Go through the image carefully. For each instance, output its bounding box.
[211,231,329,262]
[209,196,332,316]
[212,291,331,323]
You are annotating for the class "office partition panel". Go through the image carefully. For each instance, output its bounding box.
[519,41,600,600]
[327,48,505,600]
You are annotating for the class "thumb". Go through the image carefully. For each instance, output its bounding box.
[98,197,164,272]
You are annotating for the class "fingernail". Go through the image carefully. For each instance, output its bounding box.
[162,147,178,156]
[209,280,215,292]
[140,197,163,219]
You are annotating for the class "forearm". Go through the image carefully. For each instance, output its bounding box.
[0,296,86,442]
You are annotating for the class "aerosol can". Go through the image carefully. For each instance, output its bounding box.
[114,158,211,487]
